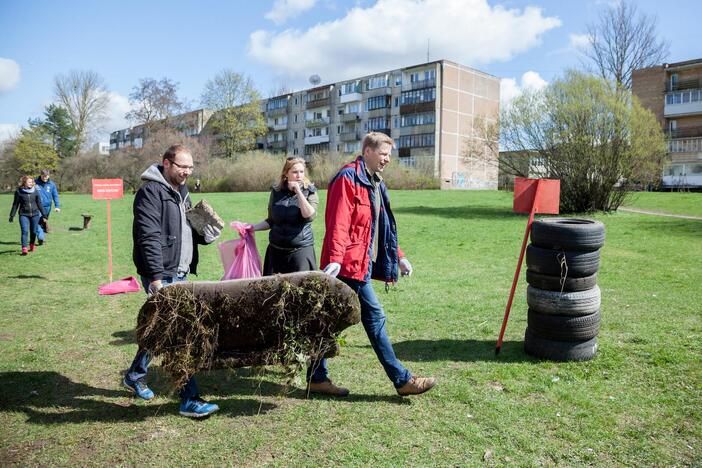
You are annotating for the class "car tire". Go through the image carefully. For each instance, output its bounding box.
[527,309,600,341]
[526,244,600,278]
[526,285,601,316]
[524,327,598,361]
[531,218,605,251]
[525,270,598,292]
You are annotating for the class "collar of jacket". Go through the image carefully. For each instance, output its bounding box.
[353,156,375,189]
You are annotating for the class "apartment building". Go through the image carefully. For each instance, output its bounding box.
[110,108,214,151]
[632,58,702,189]
[109,59,500,190]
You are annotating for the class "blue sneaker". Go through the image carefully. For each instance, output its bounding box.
[123,376,155,400]
[179,397,219,418]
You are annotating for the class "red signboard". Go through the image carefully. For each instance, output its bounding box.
[92,179,123,200]
[513,177,560,214]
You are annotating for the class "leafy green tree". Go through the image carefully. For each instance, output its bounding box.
[29,104,78,159]
[467,71,667,212]
[11,126,59,175]
[200,70,266,158]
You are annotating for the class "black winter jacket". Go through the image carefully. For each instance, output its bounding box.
[266,184,318,249]
[132,165,206,281]
[9,188,48,221]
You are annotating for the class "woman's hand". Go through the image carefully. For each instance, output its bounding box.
[288,180,303,194]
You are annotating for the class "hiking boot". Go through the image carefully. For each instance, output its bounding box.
[397,376,436,396]
[307,379,350,397]
[179,397,219,418]
[29,244,35,252]
[21,247,28,256]
[123,376,155,400]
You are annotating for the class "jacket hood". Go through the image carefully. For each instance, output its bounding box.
[141,164,171,188]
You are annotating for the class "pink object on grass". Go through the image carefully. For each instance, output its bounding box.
[218,221,262,280]
[98,276,141,295]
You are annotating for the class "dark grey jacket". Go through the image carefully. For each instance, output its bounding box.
[266,184,318,249]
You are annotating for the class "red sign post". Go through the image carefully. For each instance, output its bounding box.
[92,179,124,282]
[495,177,560,355]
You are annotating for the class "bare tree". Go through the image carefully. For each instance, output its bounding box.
[583,1,669,88]
[126,77,188,128]
[53,70,109,151]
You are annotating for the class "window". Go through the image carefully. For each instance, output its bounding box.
[394,97,399,107]
[367,117,389,131]
[394,73,402,86]
[340,81,360,95]
[345,103,360,113]
[267,98,287,111]
[294,115,298,123]
[367,75,388,90]
[397,133,435,148]
[366,95,390,110]
[670,73,678,89]
[400,111,435,127]
[401,88,436,104]
[293,148,298,155]
[295,97,298,105]
[669,120,677,132]
[294,131,298,139]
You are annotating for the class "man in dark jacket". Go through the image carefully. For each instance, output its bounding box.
[34,169,60,243]
[319,132,436,396]
[124,144,222,418]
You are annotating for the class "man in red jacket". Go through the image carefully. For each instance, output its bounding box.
[314,131,436,397]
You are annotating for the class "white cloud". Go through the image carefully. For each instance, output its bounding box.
[569,33,590,50]
[0,123,20,144]
[500,71,547,107]
[249,0,560,83]
[98,91,134,143]
[0,58,21,93]
[265,0,318,25]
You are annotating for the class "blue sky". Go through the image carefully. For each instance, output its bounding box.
[0,0,699,144]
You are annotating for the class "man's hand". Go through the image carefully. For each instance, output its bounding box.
[8,218,13,223]
[399,258,413,277]
[55,207,61,213]
[203,224,221,243]
[323,262,341,278]
[148,280,163,296]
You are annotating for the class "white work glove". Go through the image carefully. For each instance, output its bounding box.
[203,224,221,243]
[323,262,341,278]
[399,258,413,277]
[148,280,163,296]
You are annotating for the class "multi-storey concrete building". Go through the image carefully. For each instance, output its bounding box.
[633,58,702,189]
[110,108,214,151]
[110,59,500,190]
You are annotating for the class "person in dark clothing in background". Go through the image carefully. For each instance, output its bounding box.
[9,176,48,256]
[248,157,348,396]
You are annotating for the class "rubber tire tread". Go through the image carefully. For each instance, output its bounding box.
[524,327,598,361]
[531,218,605,252]
[526,244,600,278]
[526,285,601,316]
[527,309,600,341]
[525,270,597,292]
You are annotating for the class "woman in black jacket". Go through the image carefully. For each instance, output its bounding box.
[9,175,48,255]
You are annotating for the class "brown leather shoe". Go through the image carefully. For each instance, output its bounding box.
[397,376,436,396]
[307,380,350,397]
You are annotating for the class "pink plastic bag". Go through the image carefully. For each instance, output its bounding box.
[98,276,141,295]
[218,221,262,280]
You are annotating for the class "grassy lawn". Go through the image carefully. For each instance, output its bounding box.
[621,192,702,217]
[0,190,700,466]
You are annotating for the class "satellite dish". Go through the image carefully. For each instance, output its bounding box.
[309,74,321,86]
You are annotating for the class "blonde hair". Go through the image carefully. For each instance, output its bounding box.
[362,131,395,155]
[275,157,311,191]
[19,175,33,188]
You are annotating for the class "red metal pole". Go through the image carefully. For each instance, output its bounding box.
[495,179,542,355]
[107,199,113,283]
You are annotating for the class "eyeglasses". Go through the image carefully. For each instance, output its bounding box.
[167,159,194,171]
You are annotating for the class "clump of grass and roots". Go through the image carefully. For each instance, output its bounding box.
[136,274,360,390]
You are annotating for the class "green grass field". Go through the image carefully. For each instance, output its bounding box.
[621,192,702,217]
[1,190,700,466]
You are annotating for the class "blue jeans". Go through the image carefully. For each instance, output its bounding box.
[18,214,40,247]
[127,274,199,401]
[35,206,51,241]
[307,276,412,388]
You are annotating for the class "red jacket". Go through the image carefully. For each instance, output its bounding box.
[321,156,404,282]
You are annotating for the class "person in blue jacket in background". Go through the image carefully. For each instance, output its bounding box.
[35,169,60,244]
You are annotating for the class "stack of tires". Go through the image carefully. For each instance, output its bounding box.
[524,218,605,361]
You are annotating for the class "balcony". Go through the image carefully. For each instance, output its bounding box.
[666,78,700,92]
[366,107,390,119]
[266,106,288,117]
[340,112,360,122]
[401,78,436,92]
[400,101,435,114]
[340,92,363,104]
[305,117,330,128]
[305,96,331,109]
[369,128,391,137]
[268,122,288,131]
[666,127,702,139]
[340,131,360,142]
[399,123,435,136]
[365,86,392,98]
[668,137,702,154]
[267,140,288,150]
[304,134,330,145]
[664,89,702,117]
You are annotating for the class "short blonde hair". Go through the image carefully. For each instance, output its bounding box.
[275,157,311,191]
[362,131,394,155]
